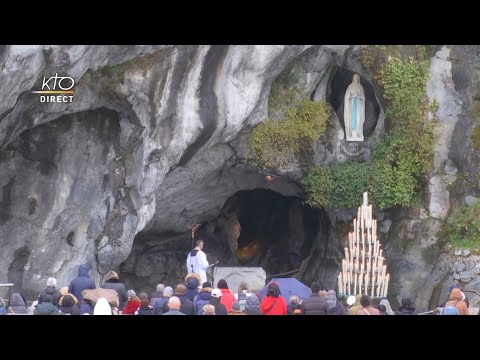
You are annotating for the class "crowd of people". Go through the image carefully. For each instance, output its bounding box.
[0,265,476,315]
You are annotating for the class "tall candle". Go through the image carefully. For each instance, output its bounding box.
[384,274,390,297]
[359,273,363,295]
[356,274,360,296]
[364,273,369,295]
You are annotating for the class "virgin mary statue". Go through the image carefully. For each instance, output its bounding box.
[344,73,365,141]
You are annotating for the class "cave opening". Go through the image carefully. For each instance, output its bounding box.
[120,188,338,293]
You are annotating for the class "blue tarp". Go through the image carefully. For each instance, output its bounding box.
[259,278,312,301]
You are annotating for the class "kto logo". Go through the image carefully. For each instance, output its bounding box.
[31,73,75,103]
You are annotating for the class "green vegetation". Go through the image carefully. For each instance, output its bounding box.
[472,125,480,150]
[248,99,331,169]
[302,45,436,209]
[79,49,165,88]
[268,64,306,116]
[100,50,165,85]
[470,100,480,119]
[441,200,480,249]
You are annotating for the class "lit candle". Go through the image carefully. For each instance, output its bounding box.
[384,274,390,297]
[359,273,363,295]
[364,273,369,295]
[338,274,342,296]
[356,273,360,296]
[346,271,350,295]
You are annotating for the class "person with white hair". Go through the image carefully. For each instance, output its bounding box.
[162,296,185,315]
[150,283,165,307]
[94,298,112,315]
[154,286,173,315]
[38,277,61,306]
[122,290,141,315]
[202,304,215,315]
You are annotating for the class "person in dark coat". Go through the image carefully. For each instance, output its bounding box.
[395,298,417,315]
[378,305,388,315]
[244,294,261,315]
[149,284,164,307]
[326,290,346,315]
[34,301,59,315]
[209,288,228,315]
[193,281,213,315]
[163,284,194,315]
[300,282,327,315]
[154,286,173,315]
[68,264,96,302]
[102,270,128,310]
[185,273,201,302]
[38,277,61,306]
[58,293,78,314]
[71,298,93,315]
[7,293,28,314]
[137,293,154,315]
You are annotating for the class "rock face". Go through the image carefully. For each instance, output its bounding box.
[2,44,480,311]
[0,45,352,297]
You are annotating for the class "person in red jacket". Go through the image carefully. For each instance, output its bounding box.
[122,289,141,315]
[217,279,236,313]
[260,283,287,315]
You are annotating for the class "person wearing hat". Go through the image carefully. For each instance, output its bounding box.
[229,301,246,315]
[348,294,362,315]
[68,264,96,303]
[193,281,213,315]
[58,293,78,314]
[102,270,128,311]
[7,293,28,314]
[345,295,356,315]
[185,273,202,302]
[209,288,228,315]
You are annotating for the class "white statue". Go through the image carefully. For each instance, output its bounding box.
[344,73,365,141]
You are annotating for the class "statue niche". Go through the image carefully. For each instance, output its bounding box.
[344,73,365,142]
